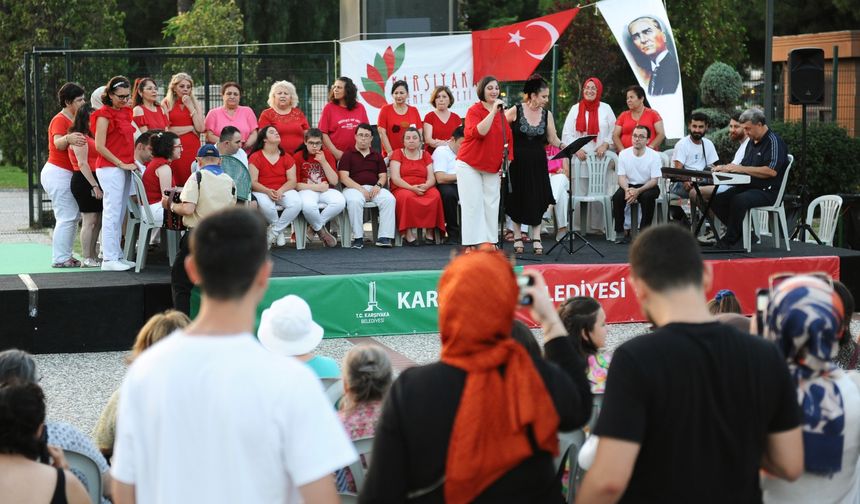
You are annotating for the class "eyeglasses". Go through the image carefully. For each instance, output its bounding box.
[631,134,647,139]
[114,93,131,101]
[306,141,323,147]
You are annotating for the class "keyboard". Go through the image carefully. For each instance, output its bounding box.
[661,167,750,185]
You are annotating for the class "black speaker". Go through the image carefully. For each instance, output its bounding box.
[788,47,825,105]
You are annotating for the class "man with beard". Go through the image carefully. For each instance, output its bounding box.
[627,16,679,96]
[577,224,802,503]
[671,111,719,205]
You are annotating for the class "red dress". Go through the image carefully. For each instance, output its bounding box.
[258,107,309,155]
[390,149,446,234]
[377,104,422,155]
[615,108,662,149]
[134,105,169,132]
[166,102,201,185]
[423,110,462,153]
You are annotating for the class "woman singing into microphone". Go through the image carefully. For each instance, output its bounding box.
[455,76,514,248]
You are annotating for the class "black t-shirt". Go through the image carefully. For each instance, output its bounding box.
[594,322,799,503]
[740,129,789,192]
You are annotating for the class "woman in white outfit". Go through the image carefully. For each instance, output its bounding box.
[40,82,87,268]
[93,76,137,272]
[248,125,302,247]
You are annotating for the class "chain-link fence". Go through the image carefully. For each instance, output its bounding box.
[25,42,336,227]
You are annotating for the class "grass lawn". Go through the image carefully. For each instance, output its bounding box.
[0,165,28,189]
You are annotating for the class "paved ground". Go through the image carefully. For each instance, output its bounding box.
[0,189,51,244]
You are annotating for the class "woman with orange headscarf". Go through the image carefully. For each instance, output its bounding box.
[359,251,592,503]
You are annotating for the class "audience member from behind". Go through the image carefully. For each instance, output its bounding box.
[93,310,190,460]
[708,289,742,315]
[335,345,393,493]
[111,208,356,504]
[0,349,110,503]
[761,275,860,503]
[360,251,592,503]
[258,294,341,379]
[559,296,611,394]
[0,380,90,504]
[511,319,543,360]
[578,224,802,503]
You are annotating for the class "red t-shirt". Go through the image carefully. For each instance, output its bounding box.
[456,102,514,173]
[249,150,295,190]
[69,137,98,172]
[47,112,74,170]
[317,102,369,154]
[292,149,337,184]
[258,108,310,155]
[143,157,173,205]
[377,104,423,154]
[615,108,663,149]
[90,106,136,168]
[423,110,462,153]
[133,105,169,131]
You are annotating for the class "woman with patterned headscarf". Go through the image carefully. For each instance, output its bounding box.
[359,250,592,503]
[761,275,860,504]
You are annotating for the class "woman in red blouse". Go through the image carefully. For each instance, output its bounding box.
[454,75,513,248]
[389,127,446,245]
[258,80,309,156]
[249,126,302,248]
[423,85,462,153]
[131,77,168,133]
[93,76,137,272]
[68,104,102,268]
[378,80,422,157]
[612,85,665,151]
[162,72,204,185]
[142,131,181,227]
[41,82,87,268]
[319,77,369,161]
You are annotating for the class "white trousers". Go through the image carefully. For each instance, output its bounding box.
[148,202,164,227]
[253,190,302,233]
[550,173,570,229]
[299,189,346,231]
[343,186,395,239]
[95,167,130,262]
[40,163,80,263]
[455,160,500,245]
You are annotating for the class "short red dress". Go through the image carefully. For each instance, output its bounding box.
[390,149,446,234]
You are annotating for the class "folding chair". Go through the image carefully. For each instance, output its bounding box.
[126,172,180,272]
[65,448,103,504]
[742,154,794,252]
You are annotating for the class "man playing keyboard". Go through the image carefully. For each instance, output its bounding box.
[710,108,790,250]
[671,111,719,206]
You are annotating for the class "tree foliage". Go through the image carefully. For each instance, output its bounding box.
[234,0,339,45]
[700,62,743,111]
[0,0,126,166]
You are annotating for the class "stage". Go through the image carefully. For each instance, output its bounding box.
[2,235,859,354]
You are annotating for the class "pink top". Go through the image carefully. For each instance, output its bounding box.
[318,102,369,154]
[545,145,564,174]
[204,105,258,142]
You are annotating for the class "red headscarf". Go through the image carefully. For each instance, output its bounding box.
[438,251,560,504]
[575,77,603,141]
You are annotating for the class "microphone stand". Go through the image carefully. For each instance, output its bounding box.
[497,105,511,249]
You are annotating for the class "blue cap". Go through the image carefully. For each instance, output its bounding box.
[197,144,220,158]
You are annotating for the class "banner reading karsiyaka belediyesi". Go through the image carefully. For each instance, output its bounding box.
[340,35,475,124]
[597,0,685,139]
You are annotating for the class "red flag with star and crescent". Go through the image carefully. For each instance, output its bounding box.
[471,8,579,83]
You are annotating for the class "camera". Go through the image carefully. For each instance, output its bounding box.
[517,274,534,306]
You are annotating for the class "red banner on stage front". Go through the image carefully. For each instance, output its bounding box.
[516,256,840,325]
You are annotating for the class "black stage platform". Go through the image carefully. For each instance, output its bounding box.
[3,236,860,354]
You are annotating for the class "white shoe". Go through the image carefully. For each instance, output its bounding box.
[267,229,278,249]
[101,260,132,272]
[81,258,102,268]
[276,231,287,247]
[120,259,136,267]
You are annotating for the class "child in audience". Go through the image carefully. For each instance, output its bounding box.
[335,344,393,493]
[559,296,610,393]
[708,289,742,315]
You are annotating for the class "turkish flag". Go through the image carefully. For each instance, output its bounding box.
[472,8,579,83]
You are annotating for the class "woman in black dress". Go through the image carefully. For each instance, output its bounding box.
[504,75,565,255]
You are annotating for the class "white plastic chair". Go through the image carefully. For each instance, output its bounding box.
[125,172,180,272]
[742,154,794,252]
[803,194,843,246]
[340,201,382,248]
[293,203,346,250]
[338,436,375,502]
[573,152,617,240]
[64,448,102,504]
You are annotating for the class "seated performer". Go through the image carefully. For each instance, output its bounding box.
[432,125,464,243]
[671,111,719,205]
[710,108,789,250]
[611,125,661,244]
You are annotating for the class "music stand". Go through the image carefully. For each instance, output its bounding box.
[546,136,604,257]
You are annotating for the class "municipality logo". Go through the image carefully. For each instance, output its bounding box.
[360,44,405,109]
[356,281,390,325]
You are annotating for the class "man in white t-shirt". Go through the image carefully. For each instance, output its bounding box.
[433,125,464,243]
[711,112,750,199]
[612,125,662,244]
[671,111,719,203]
[111,208,356,504]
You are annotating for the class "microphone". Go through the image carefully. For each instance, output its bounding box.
[497,101,506,110]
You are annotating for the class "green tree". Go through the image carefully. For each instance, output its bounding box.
[0,0,126,166]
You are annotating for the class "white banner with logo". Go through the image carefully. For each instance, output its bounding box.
[340,35,475,124]
[597,0,685,139]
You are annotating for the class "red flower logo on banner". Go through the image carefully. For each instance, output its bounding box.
[360,44,405,109]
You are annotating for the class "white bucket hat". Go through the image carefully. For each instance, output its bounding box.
[258,295,324,356]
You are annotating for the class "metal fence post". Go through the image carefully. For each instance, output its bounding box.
[236,43,243,87]
[203,55,211,114]
[832,45,838,124]
[551,44,558,115]
[24,52,35,227]
[32,50,44,228]
[63,37,71,82]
